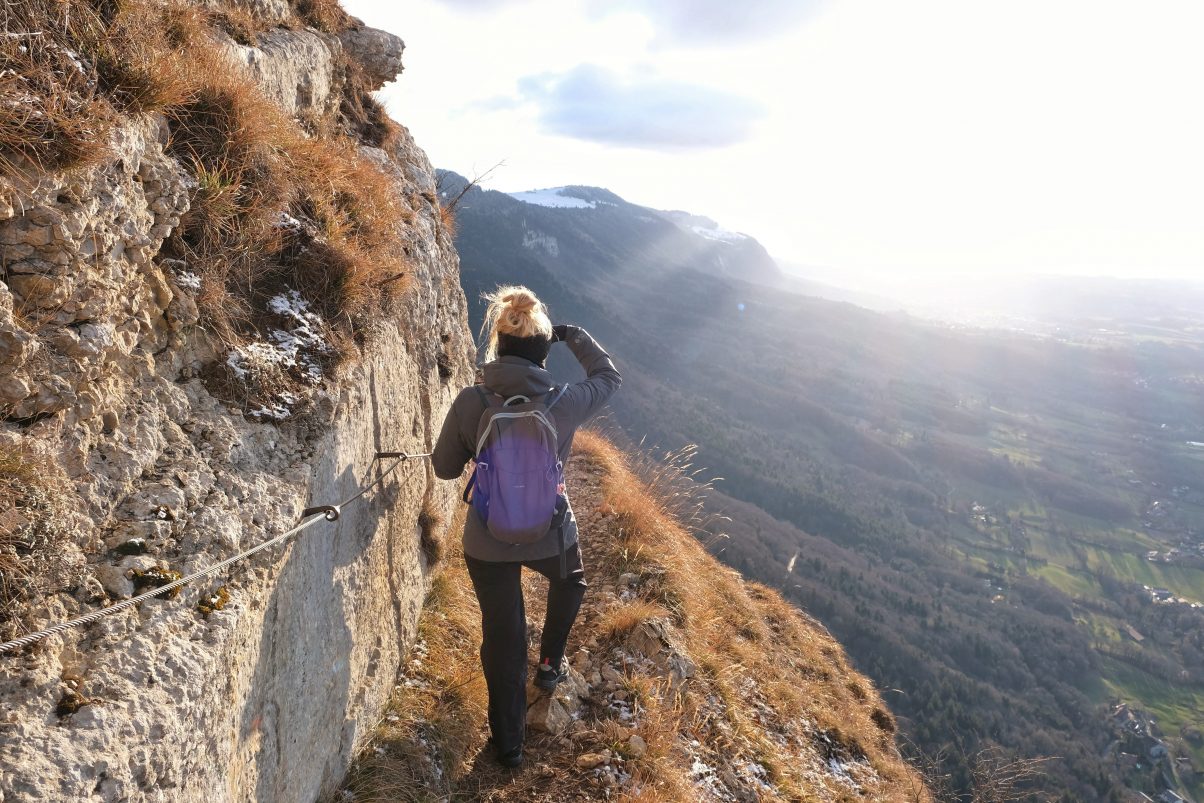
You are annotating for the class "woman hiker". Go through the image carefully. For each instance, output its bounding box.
[432,286,622,768]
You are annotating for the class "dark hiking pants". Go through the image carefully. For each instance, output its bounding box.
[464,543,588,754]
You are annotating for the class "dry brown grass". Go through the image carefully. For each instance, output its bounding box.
[2,0,413,388]
[575,430,932,801]
[0,1,114,175]
[209,3,262,46]
[157,40,413,352]
[335,76,399,148]
[291,0,355,33]
[0,442,82,642]
[437,202,458,237]
[597,599,670,639]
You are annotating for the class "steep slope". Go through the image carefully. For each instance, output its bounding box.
[442,174,1204,800]
[340,431,930,802]
[0,2,473,800]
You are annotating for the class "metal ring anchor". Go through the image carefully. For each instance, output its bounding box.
[301,505,341,521]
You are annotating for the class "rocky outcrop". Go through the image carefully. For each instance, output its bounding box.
[224,30,343,120]
[0,8,472,803]
[338,26,405,90]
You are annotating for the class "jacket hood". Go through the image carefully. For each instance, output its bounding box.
[481,356,557,399]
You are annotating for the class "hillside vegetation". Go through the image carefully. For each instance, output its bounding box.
[340,431,930,802]
[442,174,1204,801]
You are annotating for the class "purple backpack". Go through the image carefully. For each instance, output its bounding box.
[466,385,569,545]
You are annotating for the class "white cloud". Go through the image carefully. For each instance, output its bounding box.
[510,65,765,150]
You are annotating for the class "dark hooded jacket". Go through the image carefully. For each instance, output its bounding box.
[432,326,622,561]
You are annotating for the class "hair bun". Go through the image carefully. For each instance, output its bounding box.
[481,284,553,357]
[502,290,539,314]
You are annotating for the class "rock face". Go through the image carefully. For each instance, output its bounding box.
[338,25,405,89]
[224,30,343,121]
[0,11,473,803]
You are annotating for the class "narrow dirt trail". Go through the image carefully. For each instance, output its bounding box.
[436,456,626,801]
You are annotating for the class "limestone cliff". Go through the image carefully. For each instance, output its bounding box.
[0,1,473,800]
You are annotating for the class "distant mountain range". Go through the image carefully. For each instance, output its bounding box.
[440,170,1204,802]
[441,177,897,311]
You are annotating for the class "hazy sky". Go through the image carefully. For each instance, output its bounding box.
[343,0,1203,282]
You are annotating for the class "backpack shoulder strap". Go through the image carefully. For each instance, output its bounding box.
[546,384,569,411]
[476,385,501,408]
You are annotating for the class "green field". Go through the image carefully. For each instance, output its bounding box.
[1035,562,1101,598]
[1089,657,1204,799]
[1083,549,1204,602]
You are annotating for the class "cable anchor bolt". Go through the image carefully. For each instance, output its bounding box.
[301,505,341,521]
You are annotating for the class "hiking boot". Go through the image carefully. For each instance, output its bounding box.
[496,745,523,768]
[535,657,566,691]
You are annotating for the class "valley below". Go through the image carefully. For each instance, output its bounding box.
[444,173,1204,801]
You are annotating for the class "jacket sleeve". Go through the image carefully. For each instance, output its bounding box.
[555,326,622,427]
[432,390,473,480]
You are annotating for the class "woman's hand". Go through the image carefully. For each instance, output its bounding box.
[551,324,570,343]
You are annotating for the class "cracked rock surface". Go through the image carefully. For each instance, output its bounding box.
[0,11,474,803]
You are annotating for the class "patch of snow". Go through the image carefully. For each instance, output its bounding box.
[226,291,331,413]
[61,47,85,75]
[174,271,201,291]
[688,755,735,801]
[735,760,774,792]
[692,225,748,244]
[522,228,560,256]
[248,396,293,420]
[226,342,289,381]
[273,211,305,231]
[509,188,597,209]
[607,695,635,723]
[248,406,283,420]
[266,290,330,383]
[827,757,853,783]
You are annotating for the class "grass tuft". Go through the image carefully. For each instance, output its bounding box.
[291,0,355,33]
[0,1,113,175]
[1,0,415,406]
[597,599,670,639]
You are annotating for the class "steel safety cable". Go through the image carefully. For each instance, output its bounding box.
[0,451,431,656]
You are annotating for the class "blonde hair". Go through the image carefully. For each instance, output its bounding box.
[481,285,553,361]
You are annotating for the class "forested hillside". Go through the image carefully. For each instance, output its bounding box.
[442,172,1204,801]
